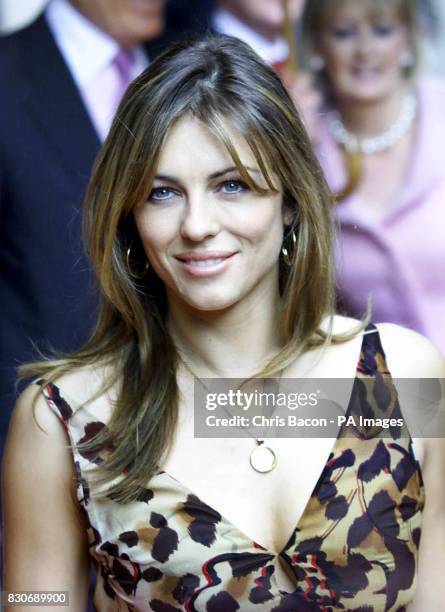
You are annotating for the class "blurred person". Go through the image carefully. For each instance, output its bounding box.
[302,0,445,355]
[167,0,322,140]
[0,0,168,455]
[212,0,304,66]
[421,0,445,76]
[213,0,322,139]
[3,36,444,610]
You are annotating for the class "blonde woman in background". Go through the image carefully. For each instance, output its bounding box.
[3,36,445,611]
[303,0,445,356]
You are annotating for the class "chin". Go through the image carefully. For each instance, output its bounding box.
[337,86,392,104]
[338,76,397,100]
[127,16,163,42]
[180,291,241,314]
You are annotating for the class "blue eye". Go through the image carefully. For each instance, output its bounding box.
[148,186,176,202]
[372,24,395,37]
[331,27,355,40]
[220,180,248,195]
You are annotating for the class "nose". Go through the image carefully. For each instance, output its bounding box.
[355,27,374,56]
[180,192,220,242]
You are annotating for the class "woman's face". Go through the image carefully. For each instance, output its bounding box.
[133,115,285,314]
[317,0,412,103]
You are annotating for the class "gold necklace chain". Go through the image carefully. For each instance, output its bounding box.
[179,356,283,473]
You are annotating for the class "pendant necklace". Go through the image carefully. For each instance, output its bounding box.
[179,358,282,473]
[249,437,277,473]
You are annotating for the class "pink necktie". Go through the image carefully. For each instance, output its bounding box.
[113,48,134,113]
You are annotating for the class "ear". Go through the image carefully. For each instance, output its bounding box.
[399,26,416,70]
[309,55,325,71]
[400,50,415,69]
[282,200,295,228]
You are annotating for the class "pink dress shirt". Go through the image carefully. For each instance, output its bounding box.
[46,0,147,141]
[315,79,445,355]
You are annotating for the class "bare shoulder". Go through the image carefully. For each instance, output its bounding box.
[49,361,116,406]
[5,361,114,468]
[324,316,445,378]
[329,314,363,335]
[376,323,445,378]
[320,313,362,336]
[35,361,117,424]
[8,382,67,449]
[3,382,90,604]
[290,315,364,377]
[4,382,73,488]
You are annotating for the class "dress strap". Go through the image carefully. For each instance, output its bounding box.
[38,379,74,425]
[344,323,412,442]
[37,380,91,507]
[356,323,392,377]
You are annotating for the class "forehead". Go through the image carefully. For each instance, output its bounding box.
[155,114,258,177]
[321,0,402,22]
[238,0,305,17]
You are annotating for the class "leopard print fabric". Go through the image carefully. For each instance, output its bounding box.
[42,325,424,611]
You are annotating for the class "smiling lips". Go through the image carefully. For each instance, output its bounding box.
[351,65,380,79]
[174,251,237,278]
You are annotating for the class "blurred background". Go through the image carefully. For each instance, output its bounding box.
[1,0,445,74]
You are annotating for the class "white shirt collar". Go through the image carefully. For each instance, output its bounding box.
[212,8,289,65]
[46,0,135,89]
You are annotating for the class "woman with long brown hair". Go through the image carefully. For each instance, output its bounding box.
[3,36,444,611]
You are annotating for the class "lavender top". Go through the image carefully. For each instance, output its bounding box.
[315,79,445,355]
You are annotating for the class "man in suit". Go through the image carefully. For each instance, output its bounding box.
[0,0,168,453]
[166,0,321,140]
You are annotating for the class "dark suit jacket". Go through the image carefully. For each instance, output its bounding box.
[164,0,216,37]
[0,13,168,448]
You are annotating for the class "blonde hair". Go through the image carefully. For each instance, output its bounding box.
[22,36,353,501]
[302,0,421,84]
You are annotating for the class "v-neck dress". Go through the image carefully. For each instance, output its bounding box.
[42,325,424,611]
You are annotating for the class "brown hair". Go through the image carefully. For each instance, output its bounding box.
[302,0,421,84]
[22,35,352,501]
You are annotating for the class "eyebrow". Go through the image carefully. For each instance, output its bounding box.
[153,166,262,183]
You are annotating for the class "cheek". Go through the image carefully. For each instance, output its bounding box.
[135,220,177,288]
[321,39,350,69]
[324,51,353,86]
[239,199,284,248]
[133,210,171,262]
[107,0,124,22]
[381,38,406,63]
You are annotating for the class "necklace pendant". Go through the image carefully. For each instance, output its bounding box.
[250,440,277,473]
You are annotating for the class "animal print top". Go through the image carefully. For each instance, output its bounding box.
[42,324,424,611]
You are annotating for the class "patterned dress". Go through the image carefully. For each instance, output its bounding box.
[42,325,424,611]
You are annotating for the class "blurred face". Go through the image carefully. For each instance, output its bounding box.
[221,0,305,39]
[317,0,412,103]
[133,115,285,314]
[70,0,165,48]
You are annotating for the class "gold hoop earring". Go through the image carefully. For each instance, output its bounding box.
[126,245,149,279]
[281,231,296,267]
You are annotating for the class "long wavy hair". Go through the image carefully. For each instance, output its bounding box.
[22,35,354,502]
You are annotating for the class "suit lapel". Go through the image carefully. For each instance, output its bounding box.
[18,15,100,185]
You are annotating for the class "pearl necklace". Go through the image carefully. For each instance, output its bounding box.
[327,94,417,155]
